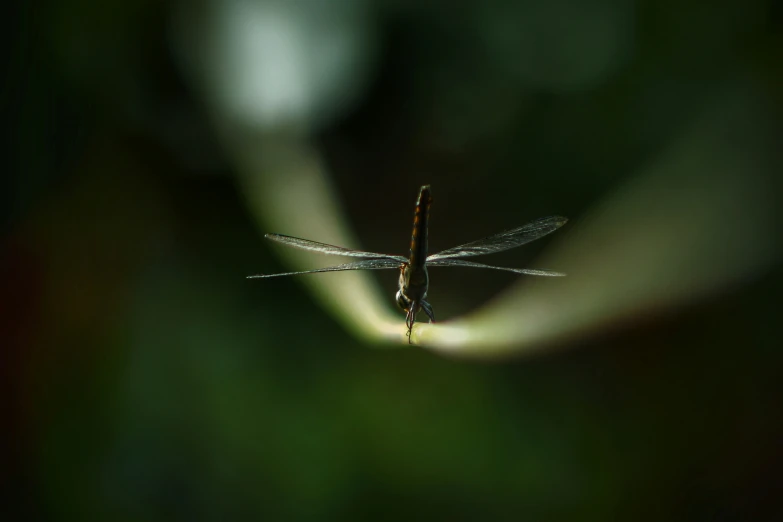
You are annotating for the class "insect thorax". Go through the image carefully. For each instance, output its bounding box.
[398,264,429,302]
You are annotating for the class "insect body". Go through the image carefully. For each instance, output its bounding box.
[396,185,434,334]
[249,185,567,341]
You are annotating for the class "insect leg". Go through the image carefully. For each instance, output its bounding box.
[405,301,419,344]
[421,300,435,323]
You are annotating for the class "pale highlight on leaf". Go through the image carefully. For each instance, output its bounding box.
[218,79,776,356]
[414,84,779,357]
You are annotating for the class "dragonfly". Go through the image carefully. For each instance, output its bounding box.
[248,185,567,341]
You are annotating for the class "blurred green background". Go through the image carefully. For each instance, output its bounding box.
[4,0,782,520]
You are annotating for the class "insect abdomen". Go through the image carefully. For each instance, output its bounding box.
[409,185,432,268]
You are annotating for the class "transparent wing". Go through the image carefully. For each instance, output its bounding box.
[265,233,407,261]
[426,259,565,277]
[247,258,402,279]
[427,216,567,261]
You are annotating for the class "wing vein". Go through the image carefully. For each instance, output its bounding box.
[247,258,402,279]
[426,259,565,277]
[265,233,406,261]
[427,216,567,261]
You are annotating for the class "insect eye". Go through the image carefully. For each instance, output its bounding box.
[396,290,410,311]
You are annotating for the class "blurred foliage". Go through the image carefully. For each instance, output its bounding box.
[4,0,782,521]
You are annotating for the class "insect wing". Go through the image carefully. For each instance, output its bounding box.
[247,258,402,279]
[266,233,406,261]
[426,258,565,277]
[427,216,567,261]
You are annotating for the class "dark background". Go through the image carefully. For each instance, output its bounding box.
[4,0,782,520]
